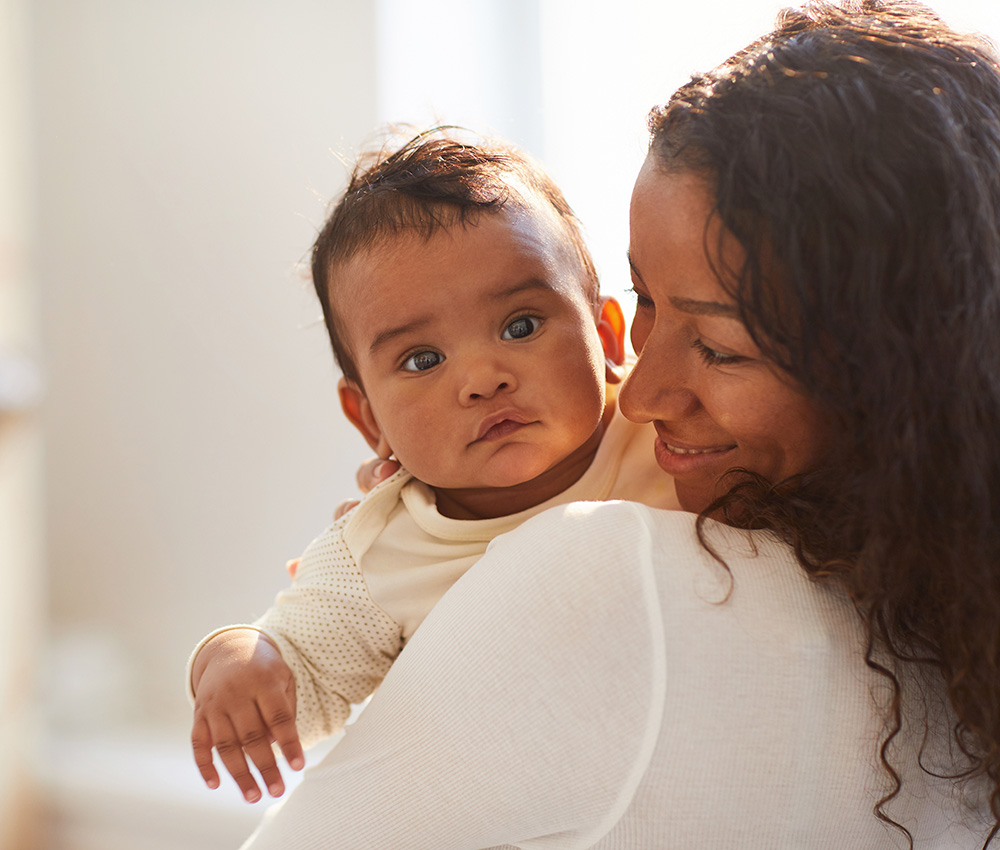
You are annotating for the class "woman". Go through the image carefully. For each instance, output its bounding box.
[240,2,999,847]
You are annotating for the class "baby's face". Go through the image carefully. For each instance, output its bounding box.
[335,203,608,493]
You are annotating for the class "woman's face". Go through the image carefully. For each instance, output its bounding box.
[619,157,832,514]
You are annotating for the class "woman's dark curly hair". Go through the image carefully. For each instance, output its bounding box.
[650,0,1000,843]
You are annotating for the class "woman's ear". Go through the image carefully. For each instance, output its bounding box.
[597,296,627,384]
[338,377,393,458]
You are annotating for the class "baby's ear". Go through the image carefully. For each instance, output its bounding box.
[338,378,393,458]
[597,296,626,384]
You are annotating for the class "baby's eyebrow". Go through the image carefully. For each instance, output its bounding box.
[486,278,555,302]
[368,317,433,356]
[367,279,555,356]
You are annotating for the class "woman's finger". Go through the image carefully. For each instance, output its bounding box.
[333,500,360,520]
[356,457,400,494]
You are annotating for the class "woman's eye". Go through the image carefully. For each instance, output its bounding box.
[402,350,444,372]
[627,286,654,310]
[502,316,540,340]
[692,338,745,366]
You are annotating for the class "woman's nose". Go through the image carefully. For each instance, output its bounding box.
[619,335,700,424]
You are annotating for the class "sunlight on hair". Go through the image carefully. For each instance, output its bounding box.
[376,0,1000,316]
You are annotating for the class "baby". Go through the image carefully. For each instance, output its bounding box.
[188,129,678,803]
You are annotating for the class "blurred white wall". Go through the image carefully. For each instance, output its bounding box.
[31,0,380,735]
[25,1,380,847]
[1,2,45,847]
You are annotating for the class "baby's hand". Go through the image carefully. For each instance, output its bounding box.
[190,629,304,803]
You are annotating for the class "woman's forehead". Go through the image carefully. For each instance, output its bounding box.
[630,164,738,297]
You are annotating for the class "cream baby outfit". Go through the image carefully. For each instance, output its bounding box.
[190,405,677,748]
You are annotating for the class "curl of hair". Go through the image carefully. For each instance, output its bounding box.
[651,1,1000,843]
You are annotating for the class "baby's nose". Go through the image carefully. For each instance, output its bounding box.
[460,358,517,402]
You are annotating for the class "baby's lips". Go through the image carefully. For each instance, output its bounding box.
[473,409,532,442]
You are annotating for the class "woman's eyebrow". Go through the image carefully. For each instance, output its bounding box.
[669,296,740,318]
[627,251,740,318]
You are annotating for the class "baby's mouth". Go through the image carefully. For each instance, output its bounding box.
[473,410,534,443]
[478,419,528,442]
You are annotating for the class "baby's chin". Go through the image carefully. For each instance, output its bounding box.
[426,467,554,495]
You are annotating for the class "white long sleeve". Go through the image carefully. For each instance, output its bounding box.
[242,500,664,850]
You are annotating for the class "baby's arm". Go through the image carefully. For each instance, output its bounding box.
[190,628,304,803]
[189,518,403,801]
[252,525,403,747]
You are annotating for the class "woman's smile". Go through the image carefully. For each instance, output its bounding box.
[652,432,736,478]
[655,429,736,456]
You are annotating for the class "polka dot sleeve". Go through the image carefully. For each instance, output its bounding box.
[253,515,404,749]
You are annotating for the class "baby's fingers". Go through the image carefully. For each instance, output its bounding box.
[229,708,287,800]
[205,713,266,803]
[258,689,305,775]
[191,715,221,790]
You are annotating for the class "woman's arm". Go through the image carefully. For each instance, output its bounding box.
[240,501,667,850]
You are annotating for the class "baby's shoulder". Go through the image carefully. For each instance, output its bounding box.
[334,468,413,527]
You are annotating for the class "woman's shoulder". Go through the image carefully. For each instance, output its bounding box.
[484,501,828,627]
[475,502,759,615]
[482,500,691,580]
[508,498,695,538]
[503,500,795,566]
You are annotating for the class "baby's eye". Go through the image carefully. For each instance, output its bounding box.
[402,350,444,372]
[502,316,540,340]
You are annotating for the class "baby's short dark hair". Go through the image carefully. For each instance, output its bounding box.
[311,127,599,385]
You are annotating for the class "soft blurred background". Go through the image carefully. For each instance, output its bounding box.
[2,1,998,848]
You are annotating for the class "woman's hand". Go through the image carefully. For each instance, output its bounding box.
[190,629,304,802]
[333,457,401,519]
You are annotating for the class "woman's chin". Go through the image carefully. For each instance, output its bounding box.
[673,484,714,515]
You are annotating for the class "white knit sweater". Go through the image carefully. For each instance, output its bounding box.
[240,502,993,849]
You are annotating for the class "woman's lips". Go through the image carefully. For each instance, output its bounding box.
[652,431,736,473]
[653,426,735,455]
[660,440,733,455]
